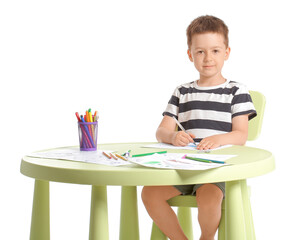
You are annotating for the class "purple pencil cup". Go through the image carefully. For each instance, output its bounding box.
[78,122,98,151]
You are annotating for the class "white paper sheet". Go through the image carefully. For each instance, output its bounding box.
[27,148,132,166]
[128,153,236,170]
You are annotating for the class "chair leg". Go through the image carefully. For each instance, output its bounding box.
[150,222,167,240]
[218,202,225,240]
[30,180,50,240]
[150,207,193,240]
[177,207,193,240]
[241,180,256,240]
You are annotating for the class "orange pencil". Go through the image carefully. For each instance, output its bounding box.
[88,109,93,122]
[84,113,94,139]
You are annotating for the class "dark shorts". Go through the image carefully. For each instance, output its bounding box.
[173,182,225,198]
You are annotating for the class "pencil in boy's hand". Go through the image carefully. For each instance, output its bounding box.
[172,116,197,146]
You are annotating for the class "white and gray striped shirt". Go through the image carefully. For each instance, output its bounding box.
[163,80,257,142]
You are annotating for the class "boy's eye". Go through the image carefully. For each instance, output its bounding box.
[213,49,219,54]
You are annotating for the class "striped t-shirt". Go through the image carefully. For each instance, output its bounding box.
[163,80,257,142]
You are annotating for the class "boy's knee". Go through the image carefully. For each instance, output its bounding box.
[196,184,223,209]
[142,186,180,204]
[141,186,158,204]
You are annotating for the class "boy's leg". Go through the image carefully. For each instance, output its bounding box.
[142,186,188,240]
[196,184,223,240]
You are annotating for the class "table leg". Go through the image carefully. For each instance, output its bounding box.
[89,185,109,240]
[225,180,246,240]
[30,179,50,240]
[119,186,139,240]
[241,180,256,240]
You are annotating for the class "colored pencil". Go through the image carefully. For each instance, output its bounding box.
[172,117,197,146]
[184,155,225,164]
[103,152,112,159]
[115,154,127,161]
[132,151,167,158]
[110,153,118,160]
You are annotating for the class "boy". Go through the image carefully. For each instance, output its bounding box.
[142,15,256,240]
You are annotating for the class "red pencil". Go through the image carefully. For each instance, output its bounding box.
[103,152,112,159]
[75,112,81,122]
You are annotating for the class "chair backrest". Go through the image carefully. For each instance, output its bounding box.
[248,91,266,141]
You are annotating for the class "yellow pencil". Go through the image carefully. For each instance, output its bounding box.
[88,109,93,122]
[87,109,95,138]
[115,153,127,161]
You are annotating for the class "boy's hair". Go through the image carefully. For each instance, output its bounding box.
[186,15,229,48]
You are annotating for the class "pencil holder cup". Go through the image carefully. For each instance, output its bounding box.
[78,122,98,151]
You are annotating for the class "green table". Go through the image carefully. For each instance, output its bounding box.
[20,142,275,240]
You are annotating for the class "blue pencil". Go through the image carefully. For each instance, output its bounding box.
[80,116,95,148]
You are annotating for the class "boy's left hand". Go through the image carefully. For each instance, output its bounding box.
[197,135,222,150]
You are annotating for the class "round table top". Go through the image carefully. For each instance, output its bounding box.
[21,142,275,186]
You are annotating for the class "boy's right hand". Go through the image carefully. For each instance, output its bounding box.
[171,131,196,146]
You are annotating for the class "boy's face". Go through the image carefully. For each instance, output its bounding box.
[187,32,230,83]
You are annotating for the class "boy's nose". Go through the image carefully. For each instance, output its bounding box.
[203,54,212,62]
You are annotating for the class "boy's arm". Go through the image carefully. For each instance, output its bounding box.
[197,114,249,150]
[156,115,195,146]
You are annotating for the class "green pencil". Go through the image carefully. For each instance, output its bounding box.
[184,155,225,164]
[132,151,167,158]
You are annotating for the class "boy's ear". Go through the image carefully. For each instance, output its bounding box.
[224,47,231,60]
[187,49,193,62]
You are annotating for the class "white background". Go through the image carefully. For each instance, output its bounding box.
[1,0,307,239]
